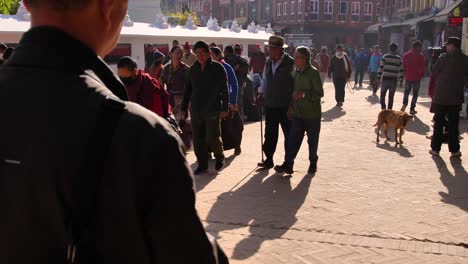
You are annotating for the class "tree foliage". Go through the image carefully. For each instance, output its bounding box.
[0,0,20,15]
[165,11,199,26]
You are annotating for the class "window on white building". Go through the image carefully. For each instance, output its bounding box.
[284,2,287,15]
[324,1,333,21]
[291,1,295,14]
[277,3,282,16]
[298,0,302,14]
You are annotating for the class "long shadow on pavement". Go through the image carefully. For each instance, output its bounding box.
[192,155,237,193]
[376,141,414,158]
[432,156,468,212]
[205,170,313,260]
[405,115,431,136]
[365,94,380,105]
[322,106,346,122]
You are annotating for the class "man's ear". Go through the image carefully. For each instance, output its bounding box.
[98,0,114,32]
[133,68,138,75]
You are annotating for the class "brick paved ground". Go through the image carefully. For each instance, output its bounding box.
[187,78,468,263]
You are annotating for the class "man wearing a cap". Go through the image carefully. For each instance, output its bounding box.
[430,37,468,157]
[257,36,294,169]
[182,41,197,66]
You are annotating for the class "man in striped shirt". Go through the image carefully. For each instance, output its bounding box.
[377,43,404,110]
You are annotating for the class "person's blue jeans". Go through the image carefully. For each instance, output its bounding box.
[380,79,397,110]
[403,80,421,110]
[285,117,321,167]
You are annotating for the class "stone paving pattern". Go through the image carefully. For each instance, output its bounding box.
[186,78,468,263]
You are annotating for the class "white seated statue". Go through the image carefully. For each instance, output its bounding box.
[184,15,197,30]
[16,3,31,21]
[124,13,134,27]
[209,19,221,31]
[266,23,274,34]
[155,15,169,29]
[230,20,241,33]
[248,22,258,33]
[206,16,214,28]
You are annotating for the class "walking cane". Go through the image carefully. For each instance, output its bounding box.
[260,105,264,163]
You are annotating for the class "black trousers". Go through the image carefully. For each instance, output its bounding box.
[431,104,461,153]
[333,78,346,103]
[263,107,291,161]
[354,69,364,85]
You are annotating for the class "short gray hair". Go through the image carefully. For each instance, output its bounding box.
[295,46,311,57]
[295,46,312,67]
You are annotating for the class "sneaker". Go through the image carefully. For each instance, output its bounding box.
[257,159,274,169]
[410,109,417,115]
[194,166,208,175]
[451,151,462,158]
[215,158,225,171]
[274,163,294,174]
[429,150,440,156]
[400,105,407,112]
[234,147,242,156]
[308,164,317,174]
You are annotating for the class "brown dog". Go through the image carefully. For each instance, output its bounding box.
[374,110,413,144]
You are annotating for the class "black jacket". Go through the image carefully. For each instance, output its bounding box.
[182,58,229,113]
[264,54,294,108]
[432,50,468,106]
[0,26,219,264]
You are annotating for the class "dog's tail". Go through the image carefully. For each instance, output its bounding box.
[373,120,379,127]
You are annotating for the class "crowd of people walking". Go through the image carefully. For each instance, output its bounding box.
[1,1,467,260]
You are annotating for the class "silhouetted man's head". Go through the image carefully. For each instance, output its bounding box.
[24,0,128,57]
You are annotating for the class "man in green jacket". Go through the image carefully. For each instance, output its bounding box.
[275,46,324,175]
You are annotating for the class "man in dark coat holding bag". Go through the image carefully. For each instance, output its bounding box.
[0,1,227,263]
